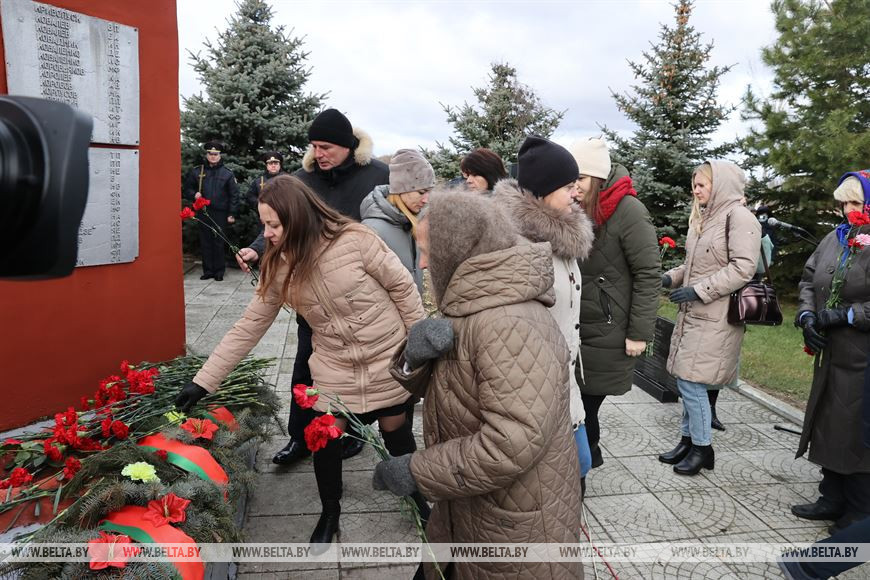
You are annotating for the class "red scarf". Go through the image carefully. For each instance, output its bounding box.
[596,176,637,225]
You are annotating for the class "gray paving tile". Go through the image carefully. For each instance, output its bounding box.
[658,488,768,537]
[724,484,829,530]
[714,401,784,425]
[710,422,787,453]
[775,526,830,543]
[786,482,822,502]
[598,402,642,428]
[618,455,718,492]
[584,458,647,497]
[725,561,784,579]
[340,565,419,579]
[746,423,799,449]
[237,514,341,573]
[336,511,420,570]
[584,493,694,543]
[599,425,670,458]
[610,386,658,404]
[624,560,739,579]
[698,452,780,487]
[624,402,684,431]
[738,449,822,484]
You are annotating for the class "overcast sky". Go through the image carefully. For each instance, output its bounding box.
[177,0,777,156]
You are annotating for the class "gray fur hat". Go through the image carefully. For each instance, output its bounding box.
[389,149,436,194]
[424,188,518,304]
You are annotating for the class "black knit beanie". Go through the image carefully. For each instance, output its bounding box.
[307,109,357,149]
[516,135,580,198]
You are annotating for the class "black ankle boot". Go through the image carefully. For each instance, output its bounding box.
[674,444,714,475]
[309,499,341,553]
[659,436,692,464]
[589,442,604,469]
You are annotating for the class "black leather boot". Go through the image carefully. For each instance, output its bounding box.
[272,439,311,465]
[310,438,343,553]
[791,499,845,521]
[658,436,692,464]
[709,390,725,431]
[674,444,714,475]
[341,437,365,460]
[589,442,604,469]
[309,499,341,554]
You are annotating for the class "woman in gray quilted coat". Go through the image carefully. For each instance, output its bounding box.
[374,189,583,580]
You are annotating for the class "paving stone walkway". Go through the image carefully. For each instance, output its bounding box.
[186,266,868,580]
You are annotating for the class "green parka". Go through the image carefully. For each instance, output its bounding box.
[576,165,661,396]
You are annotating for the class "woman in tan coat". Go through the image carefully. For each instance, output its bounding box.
[175,175,425,551]
[374,190,583,580]
[659,161,760,475]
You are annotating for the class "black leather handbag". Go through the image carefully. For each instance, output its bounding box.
[725,213,783,326]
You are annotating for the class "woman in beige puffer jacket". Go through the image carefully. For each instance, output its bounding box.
[380,189,583,580]
[185,175,425,552]
[659,161,760,476]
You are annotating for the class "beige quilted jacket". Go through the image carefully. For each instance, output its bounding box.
[392,241,583,580]
[194,223,425,413]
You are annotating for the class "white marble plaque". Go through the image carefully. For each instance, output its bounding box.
[1,0,140,145]
[76,148,139,267]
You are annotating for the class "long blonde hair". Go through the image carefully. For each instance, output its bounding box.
[689,163,713,235]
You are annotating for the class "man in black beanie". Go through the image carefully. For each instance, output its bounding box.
[235,108,389,465]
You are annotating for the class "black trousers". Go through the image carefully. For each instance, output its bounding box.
[197,208,228,277]
[581,393,607,447]
[819,468,870,519]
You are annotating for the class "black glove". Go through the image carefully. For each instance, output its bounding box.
[661,274,672,289]
[404,318,454,369]
[175,382,208,413]
[799,312,828,353]
[669,286,699,304]
[817,307,850,330]
[372,453,418,496]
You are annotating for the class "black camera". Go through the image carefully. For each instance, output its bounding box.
[0,96,92,279]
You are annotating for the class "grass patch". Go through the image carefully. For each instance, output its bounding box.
[657,296,814,408]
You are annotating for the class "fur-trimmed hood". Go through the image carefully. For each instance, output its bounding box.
[493,178,594,260]
[301,126,375,172]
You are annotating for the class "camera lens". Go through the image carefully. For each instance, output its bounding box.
[0,100,44,248]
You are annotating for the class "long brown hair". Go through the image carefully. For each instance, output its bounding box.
[257,175,353,301]
[582,176,606,225]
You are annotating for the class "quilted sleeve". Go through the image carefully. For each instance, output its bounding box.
[359,228,425,331]
[193,270,285,393]
[410,314,565,500]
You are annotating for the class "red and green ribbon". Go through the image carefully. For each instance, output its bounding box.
[137,434,228,486]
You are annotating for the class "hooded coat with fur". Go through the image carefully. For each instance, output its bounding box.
[391,191,583,580]
[494,178,595,426]
[249,127,389,256]
[665,160,760,386]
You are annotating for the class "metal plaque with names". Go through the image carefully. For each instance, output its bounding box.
[0,0,140,145]
[77,148,139,267]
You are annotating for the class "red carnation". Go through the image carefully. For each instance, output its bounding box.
[143,493,191,527]
[659,236,677,249]
[110,420,129,440]
[304,413,343,452]
[88,531,139,570]
[63,457,82,480]
[80,396,91,411]
[8,467,33,487]
[804,345,816,356]
[192,197,211,211]
[180,207,196,220]
[847,211,870,227]
[3,438,22,446]
[154,449,169,461]
[293,384,320,409]
[101,417,113,438]
[43,440,63,461]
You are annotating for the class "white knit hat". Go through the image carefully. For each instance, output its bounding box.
[569,137,611,180]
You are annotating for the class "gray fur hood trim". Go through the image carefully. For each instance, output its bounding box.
[360,184,408,226]
[301,126,375,172]
[493,178,594,260]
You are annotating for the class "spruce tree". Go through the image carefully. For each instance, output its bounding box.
[180,0,324,250]
[603,0,735,252]
[425,63,564,179]
[742,0,870,287]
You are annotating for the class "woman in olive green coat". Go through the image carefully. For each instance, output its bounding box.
[570,138,661,468]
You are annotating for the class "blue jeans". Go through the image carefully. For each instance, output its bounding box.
[574,424,592,477]
[678,378,712,446]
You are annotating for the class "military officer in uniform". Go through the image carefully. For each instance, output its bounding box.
[246,151,287,208]
[183,140,239,281]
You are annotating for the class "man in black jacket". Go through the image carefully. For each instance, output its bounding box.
[183,141,239,281]
[246,151,287,208]
[237,109,389,465]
